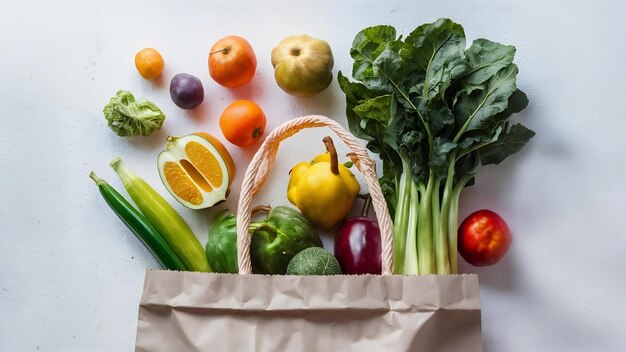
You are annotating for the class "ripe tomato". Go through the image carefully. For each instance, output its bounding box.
[135,48,164,80]
[208,36,256,88]
[219,100,266,147]
[458,209,512,266]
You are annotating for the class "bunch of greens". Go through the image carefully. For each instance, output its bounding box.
[338,18,535,275]
[103,90,166,137]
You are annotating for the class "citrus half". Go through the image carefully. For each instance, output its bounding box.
[157,133,235,209]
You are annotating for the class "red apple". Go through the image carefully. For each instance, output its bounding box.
[458,209,512,266]
[208,35,256,88]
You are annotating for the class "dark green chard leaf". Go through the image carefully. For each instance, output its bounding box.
[350,26,403,93]
[430,137,457,174]
[454,152,481,187]
[383,97,406,150]
[448,40,515,106]
[486,88,529,128]
[338,71,379,103]
[457,125,503,157]
[373,42,409,85]
[456,39,516,86]
[417,96,455,136]
[353,94,394,125]
[399,130,429,184]
[338,73,379,141]
[453,63,519,136]
[479,122,536,165]
[504,89,529,113]
[350,26,422,110]
[351,25,397,74]
[339,71,405,185]
[402,18,466,98]
[379,171,398,217]
[455,89,527,154]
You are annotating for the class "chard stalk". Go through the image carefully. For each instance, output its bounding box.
[431,178,441,253]
[393,163,411,273]
[435,160,458,274]
[417,171,435,274]
[403,179,420,275]
[434,175,451,275]
[448,174,473,274]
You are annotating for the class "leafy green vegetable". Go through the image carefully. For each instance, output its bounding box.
[338,18,535,275]
[103,90,165,137]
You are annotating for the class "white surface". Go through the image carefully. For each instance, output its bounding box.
[1,1,625,351]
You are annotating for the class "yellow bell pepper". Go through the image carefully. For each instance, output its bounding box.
[287,136,360,229]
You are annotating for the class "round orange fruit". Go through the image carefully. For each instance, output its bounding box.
[135,48,165,80]
[219,100,266,147]
[208,36,257,88]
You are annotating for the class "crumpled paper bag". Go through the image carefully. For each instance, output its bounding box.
[135,270,481,351]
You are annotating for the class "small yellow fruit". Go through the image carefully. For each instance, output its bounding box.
[135,48,165,80]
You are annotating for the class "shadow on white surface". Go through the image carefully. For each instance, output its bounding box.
[459,253,518,292]
[291,82,342,118]
[186,97,211,122]
[223,73,267,103]
[124,124,172,152]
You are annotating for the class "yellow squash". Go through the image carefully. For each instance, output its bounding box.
[287,137,360,229]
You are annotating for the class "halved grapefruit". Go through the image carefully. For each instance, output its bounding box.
[157,132,235,209]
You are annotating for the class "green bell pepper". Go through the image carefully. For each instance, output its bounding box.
[206,210,239,274]
[205,205,322,275]
[249,205,323,274]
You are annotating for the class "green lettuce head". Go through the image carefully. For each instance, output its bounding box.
[103,90,165,137]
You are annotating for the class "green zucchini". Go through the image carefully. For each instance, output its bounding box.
[89,171,186,271]
[109,158,211,272]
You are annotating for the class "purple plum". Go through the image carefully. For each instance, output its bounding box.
[170,73,204,109]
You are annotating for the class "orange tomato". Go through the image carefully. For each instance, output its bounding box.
[134,48,164,80]
[219,100,266,147]
[208,36,256,88]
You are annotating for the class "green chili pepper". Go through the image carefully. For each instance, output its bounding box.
[89,171,186,271]
[109,157,211,272]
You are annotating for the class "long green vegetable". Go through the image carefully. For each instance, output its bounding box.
[110,157,211,272]
[338,18,535,274]
[89,171,187,271]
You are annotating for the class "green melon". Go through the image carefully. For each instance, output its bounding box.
[286,247,342,275]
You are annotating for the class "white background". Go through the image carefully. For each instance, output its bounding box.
[2,1,625,351]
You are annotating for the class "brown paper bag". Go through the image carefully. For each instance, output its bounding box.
[134,116,482,352]
[136,271,481,351]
